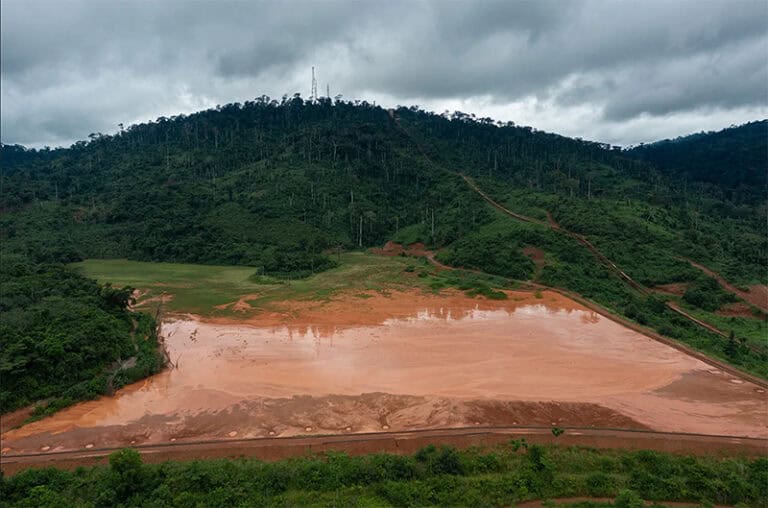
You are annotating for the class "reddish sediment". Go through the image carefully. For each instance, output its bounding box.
[2,289,766,456]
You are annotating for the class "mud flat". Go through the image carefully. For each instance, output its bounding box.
[2,290,766,455]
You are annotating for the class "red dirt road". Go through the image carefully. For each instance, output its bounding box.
[3,426,766,476]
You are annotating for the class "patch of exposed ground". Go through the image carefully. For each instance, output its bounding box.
[215,294,261,312]
[716,302,763,318]
[546,211,560,229]
[1,406,35,434]
[373,241,463,271]
[746,285,768,311]
[654,283,689,296]
[522,246,546,267]
[133,293,175,308]
[370,241,454,269]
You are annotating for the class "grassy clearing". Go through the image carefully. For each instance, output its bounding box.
[71,253,522,318]
[679,304,767,349]
[71,253,442,317]
[3,443,766,507]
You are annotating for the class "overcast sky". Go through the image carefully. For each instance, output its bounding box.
[2,0,766,148]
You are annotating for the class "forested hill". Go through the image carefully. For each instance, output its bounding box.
[0,98,637,268]
[0,98,765,282]
[627,120,767,202]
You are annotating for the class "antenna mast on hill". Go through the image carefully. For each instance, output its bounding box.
[326,84,330,99]
[311,66,318,103]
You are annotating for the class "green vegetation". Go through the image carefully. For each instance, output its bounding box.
[73,254,524,318]
[72,258,267,316]
[422,268,514,299]
[0,255,163,414]
[679,304,767,350]
[681,276,737,312]
[3,443,766,507]
[628,120,767,204]
[73,254,412,316]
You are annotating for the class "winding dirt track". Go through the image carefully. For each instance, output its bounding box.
[3,426,766,476]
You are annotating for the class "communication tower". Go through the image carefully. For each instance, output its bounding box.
[311,66,318,103]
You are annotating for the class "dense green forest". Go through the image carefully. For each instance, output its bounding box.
[628,120,767,204]
[1,99,764,280]
[0,256,163,415]
[3,443,766,507]
[1,98,766,396]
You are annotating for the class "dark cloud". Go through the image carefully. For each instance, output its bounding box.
[1,0,766,147]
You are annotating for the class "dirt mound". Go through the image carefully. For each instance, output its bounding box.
[406,242,427,255]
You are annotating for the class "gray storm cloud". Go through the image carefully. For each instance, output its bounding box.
[1,0,766,147]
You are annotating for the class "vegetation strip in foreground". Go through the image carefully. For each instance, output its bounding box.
[2,442,766,507]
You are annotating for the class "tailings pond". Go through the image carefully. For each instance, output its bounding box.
[2,290,765,454]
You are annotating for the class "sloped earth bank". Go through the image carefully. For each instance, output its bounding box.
[2,291,766,456]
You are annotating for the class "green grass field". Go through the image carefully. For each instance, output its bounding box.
[71,253,432,317]
[71,253,517,318]
[679,304,768,349]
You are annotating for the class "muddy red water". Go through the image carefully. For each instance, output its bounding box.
[2,290,766,455]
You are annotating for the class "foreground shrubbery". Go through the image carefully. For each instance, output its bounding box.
[0,255,164,415]
[3,443,766,507]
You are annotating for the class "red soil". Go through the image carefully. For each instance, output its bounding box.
[215,294,260,312]
[4,428,766,476]
[372,241,430,259]
[654,283,689,296]
[1,406,34,433]
[522,246,546,268]
[746,285,768,311]
[716,302,763,318]
[546,211,560,229]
